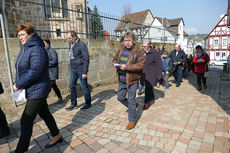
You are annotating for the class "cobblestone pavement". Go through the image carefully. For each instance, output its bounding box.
[0,67,230,153]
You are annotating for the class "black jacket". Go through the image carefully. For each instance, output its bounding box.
[69,39,90,74]
[169,49,187,66]
[15,33,51,98]
[46,46,59,80]
[142,48,162,87]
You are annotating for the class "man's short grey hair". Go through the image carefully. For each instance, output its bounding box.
[66,30,77,37]
[175,43,181,47]
[142,39,151,46]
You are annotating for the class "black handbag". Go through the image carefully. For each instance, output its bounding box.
[0,82,4,94]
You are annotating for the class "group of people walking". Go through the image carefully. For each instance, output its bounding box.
[0,24,210,153]
[113,31,210,130]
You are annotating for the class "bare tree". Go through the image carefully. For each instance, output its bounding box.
[123,4,132,32]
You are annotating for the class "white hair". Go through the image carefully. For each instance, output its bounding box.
[142,39,151,46]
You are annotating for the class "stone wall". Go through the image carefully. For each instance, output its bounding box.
[0,38,119,109]
[0,38,176,109]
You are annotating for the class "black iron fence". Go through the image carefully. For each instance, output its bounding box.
[0,0,175,42]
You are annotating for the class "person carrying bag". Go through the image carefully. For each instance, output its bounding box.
[192,45,210,91]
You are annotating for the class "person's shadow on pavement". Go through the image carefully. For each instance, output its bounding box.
[27,89,116,153]
[136,88,165,121]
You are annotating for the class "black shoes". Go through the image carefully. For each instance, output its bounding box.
[65,104,77,111]
[44,137,63,149]
[176,84,180,87]
[203,85,207,89]
[54,98,63,104]
[0,129,10,138]
[66,104,91,110]
[198,85,202,91]
[138,91,143,95]
[80,104,91,110]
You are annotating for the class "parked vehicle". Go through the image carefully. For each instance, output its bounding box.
[210,59,229,66]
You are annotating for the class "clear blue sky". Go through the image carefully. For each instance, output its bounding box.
[88,0,228,35]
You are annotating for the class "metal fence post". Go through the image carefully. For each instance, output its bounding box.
[84,0,88,39]
[0,12,16,107]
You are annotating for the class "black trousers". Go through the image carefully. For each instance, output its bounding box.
[51,80,62,99]
[15,96,59,153]
[196,73,206,86]
[0,107,9,132]
[144,85,154,104]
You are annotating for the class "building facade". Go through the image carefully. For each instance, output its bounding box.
[1,0,89,38]
[206,13,230,62]
[114,9,188,53]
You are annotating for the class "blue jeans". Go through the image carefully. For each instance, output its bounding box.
[173,65,183,85]
[163,71,169,88]
[117,81,138,122]
[138,81,143,93]
[69,69,91,106]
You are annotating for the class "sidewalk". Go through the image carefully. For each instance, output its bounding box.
[0,67,230,153]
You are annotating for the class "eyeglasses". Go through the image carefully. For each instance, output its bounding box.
[124,39,133,42]
[17,33,26,38]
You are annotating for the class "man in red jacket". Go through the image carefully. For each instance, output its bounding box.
[192,45,210,90]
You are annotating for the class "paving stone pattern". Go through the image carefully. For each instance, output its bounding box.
[1,67,230,153]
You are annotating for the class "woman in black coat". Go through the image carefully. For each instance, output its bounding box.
[141,40,162,110]
[43,39,62,103]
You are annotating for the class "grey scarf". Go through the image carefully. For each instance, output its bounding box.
[69,39,79,59]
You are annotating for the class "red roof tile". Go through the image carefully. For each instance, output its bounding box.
[115,9,152,31]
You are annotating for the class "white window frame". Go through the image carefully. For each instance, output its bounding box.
[222,52,226,58]
[222,38,227,46]
[214,38,219,46]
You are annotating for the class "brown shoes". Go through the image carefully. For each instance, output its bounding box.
[126,122,136,130]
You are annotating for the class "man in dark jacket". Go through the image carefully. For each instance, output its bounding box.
[65,30,91,110]
[113,32,145,130]
[142,40,162,110]
[169,44,187,87]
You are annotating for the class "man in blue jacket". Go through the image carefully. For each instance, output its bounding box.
[65,31,91,110]
[169,44,187,87]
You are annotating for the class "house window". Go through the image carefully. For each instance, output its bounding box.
[56,29,61,37]
[216,52,220,57]
[214,38,219,46]
[44,0,51,18]
[161,37,167,41]
[76,5,82,18]
[52,0,60,13]
[222,38,227,46]
[44,0,68,18]
[62,0,68,18]
[222,52,226,58]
